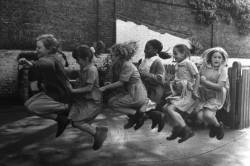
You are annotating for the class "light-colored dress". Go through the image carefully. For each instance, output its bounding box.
[108,61,148,110]
[69,64,102,122]
[196,65,228,112]
[168,58,199,113]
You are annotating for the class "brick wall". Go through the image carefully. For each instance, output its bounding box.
[0,0,115,50]
[117,0,250,58]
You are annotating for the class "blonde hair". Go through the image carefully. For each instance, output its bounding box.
[110,41,138,61]
[36,34,68,66]
[36,34,59,54]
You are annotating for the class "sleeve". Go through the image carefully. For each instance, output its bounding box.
[86,67,98,85]
[218,67,228,83]
[187,61,199,76]
[119,62,133,82]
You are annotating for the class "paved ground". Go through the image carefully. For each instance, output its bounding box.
[0,105,250,166]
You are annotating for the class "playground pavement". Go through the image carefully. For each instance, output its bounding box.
[0,105,250,166]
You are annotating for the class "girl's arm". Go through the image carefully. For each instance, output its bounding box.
[67,80,94,94]
[193,73,200,93]
[201,76,225,91]
[140,60,165,84]
[71,84,94,94]
[99,81,124,92]
[18,58,34,68]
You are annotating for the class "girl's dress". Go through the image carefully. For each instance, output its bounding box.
[168,58,199,113]
[108,61,148,110]
[196,47,229,112]
[68,64,102,122]
[139,55,165,104]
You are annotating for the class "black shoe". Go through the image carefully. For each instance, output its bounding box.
[215,122,224,140]
[124,114,137,129]
[147,109,158,129]
[55,115,70,137]
[147,110,165,131]
[93,127,108,150]
[166,126,182,140]
[178,126,194,143]
[157,112,165,132]
[134,112,147,130]
[209,125,216,138]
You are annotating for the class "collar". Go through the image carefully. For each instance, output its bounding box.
[81,63,93,72]
[177,58,189,66]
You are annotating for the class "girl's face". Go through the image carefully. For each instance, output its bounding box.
[111,51,119,64]
[144,43,156,58]
[211,52,224,68]
[173,48,185,63]
[36,40,50,58]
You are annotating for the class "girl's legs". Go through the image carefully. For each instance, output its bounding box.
[202,109,224,140]
[72,121,108,150]
[25,93,70,137]
[165,105,186,127]
[163,104,194,143]
[72,121,96,135]
[108,96,141,129]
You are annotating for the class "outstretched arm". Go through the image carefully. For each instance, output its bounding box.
[99,81,124,92]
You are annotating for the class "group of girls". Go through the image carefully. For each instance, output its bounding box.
[19,34,229,151]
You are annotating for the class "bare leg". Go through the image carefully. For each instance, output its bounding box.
[72,121,96,135]
[203,109,219,127]
[40,114,57,120]
[165,105,186,127]
[113,107,137,115]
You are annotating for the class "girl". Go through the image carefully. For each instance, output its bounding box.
[139,39,168,104]
[99,42,150,130]
[68,45,108,150]
[19,34,71,137]
[138,39,171,131]
[195,47,229,140]
[163,44,200,143]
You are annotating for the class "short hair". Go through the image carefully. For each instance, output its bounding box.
[36,34,59,54]
[147,39,163,53]
[173,44,190,58]
[72,45,93,62]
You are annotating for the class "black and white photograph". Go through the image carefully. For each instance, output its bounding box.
[0,0,250,166]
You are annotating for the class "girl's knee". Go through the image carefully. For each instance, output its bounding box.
[197,111,203,121]
[71,121,80,128]
[203,110,214,120]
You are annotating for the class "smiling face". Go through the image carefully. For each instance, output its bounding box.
[36,40,50,58]
[173,47,186,63]
[211,52,224,68]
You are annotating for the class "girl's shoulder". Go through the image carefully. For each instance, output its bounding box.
[88,64,98,73]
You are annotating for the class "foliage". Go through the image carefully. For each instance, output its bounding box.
[187,0,250,35]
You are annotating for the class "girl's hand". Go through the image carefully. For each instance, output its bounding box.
[18,58,33,68]
[104,82,111,86]
[140,70,150,77]
[99,86,106,92]
[192,90,200,100]
[200,76,206,83]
